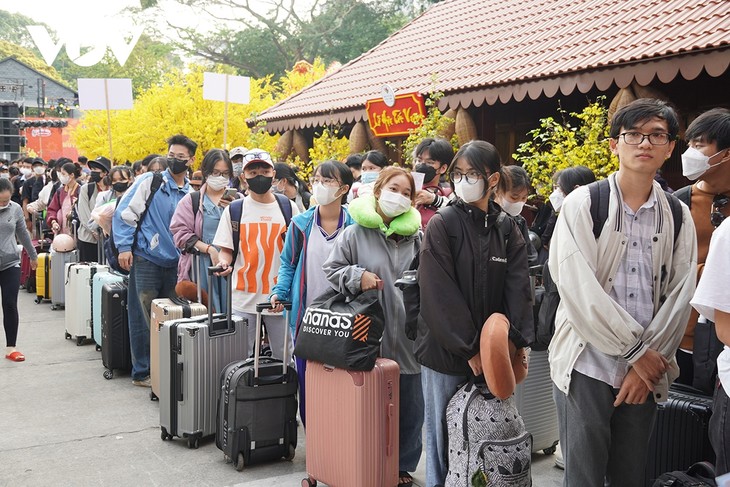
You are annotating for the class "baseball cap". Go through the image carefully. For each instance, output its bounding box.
[229,146,247,159]
[242,149,274,170]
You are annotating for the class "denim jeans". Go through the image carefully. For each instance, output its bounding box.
[421,365,468,487]
[711,383,729,476]
[400,372,424,473]
[554,371,657,487]
[127,256,177,380]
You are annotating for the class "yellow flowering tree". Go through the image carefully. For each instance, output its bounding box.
[515,98,618,197]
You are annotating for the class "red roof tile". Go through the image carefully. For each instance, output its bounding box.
[258,0,730,131]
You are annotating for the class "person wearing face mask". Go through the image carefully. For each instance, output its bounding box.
[171,149,236,313]
[0,178,37,362]
[494,165,538,265]
[673,108,730,394]
[46,161,81,237]
[12,157,33,206]
[412,138,455,228]
[20,158,46,231]
[214,149,299,362]
[74,156,111,262]
[113,136,195,388]
[228,146,247,193]
[349,149,389,200]
[272,162,311,212]
[89,166,134,240]
[415,140,533,487]
[269,160,354,426]
[323,167,423,487]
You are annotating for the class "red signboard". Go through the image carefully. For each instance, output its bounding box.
[366,92,426,137]
[23,118,79,161]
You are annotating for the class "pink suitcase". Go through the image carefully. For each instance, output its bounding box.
[303,358,399,487]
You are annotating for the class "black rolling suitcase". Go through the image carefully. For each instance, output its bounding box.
[101,280,131,379]
[644,383,715,486]
[216,301,298,471]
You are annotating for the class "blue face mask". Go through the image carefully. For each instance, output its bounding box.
[360,171,378,184]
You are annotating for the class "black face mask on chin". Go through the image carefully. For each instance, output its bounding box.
[246,175,273,195]
[169,157,189,175]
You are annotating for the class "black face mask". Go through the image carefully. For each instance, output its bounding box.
[169,157,189,175]
[415,163,437,183]
[112,182,129,193]
[89,172,102,183]
[246,175,273,195]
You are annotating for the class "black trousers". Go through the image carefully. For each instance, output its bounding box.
[77,239,98,263]
[1,265,20,347]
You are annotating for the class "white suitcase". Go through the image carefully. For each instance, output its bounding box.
[514,349,560,454]
[64,263,108,346]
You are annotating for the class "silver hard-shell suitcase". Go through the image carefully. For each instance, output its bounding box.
[513,349,560,454]
[159,266,247,448]
[50,248,78,310]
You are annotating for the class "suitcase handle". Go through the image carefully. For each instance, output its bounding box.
[208,265,233,332]
[386,403,394,456]
[253,301,293,380]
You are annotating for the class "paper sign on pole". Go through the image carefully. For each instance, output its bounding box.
[77,78,133,110]
[203,73,250,104]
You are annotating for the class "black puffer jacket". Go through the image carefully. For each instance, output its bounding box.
[415,199,533,376]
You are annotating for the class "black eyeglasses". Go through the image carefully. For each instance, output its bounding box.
[617,132,672,146]
[243,152,272,162]
[711,194,729,228]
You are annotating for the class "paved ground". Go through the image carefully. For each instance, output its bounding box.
[0,290,564,487]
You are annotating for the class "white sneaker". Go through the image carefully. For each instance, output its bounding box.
[554,450,564,469]
[132,376,151,388]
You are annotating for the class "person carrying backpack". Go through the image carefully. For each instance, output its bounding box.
[214,149,299,361]
[416,141,533,487]
[113,135,195,388]
[75,156,110,262]
[548,99,697,487]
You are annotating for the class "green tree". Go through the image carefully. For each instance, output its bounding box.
[514,98,618,198]
[0,10,40,50]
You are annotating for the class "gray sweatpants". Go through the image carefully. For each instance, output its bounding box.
[553,371,657,487]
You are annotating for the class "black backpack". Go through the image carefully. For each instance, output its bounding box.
[652,461,717,487]
[532,178,683,351]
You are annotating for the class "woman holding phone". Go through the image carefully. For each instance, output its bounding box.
[170,149,234,311]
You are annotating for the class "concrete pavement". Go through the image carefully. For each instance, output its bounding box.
[0,290,564,486]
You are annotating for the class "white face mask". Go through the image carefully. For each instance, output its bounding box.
[58,174,70,186]
[378,190,412,218]
[205,175,229,191]
[360,171,379,184]
[681,147,727,181]
[0,173,9,179]
[549,188,565,212]
[34,166,46,175]
[20,168,32,177]
[454,179,486,203]
[313,182,341,206]
[499,198,525,217]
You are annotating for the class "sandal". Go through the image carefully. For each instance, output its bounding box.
[398,471,413,487]
[5,351,25,362]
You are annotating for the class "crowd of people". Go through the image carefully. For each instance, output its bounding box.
[1,99,728,487]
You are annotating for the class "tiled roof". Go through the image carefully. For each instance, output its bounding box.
[258,0,730,132]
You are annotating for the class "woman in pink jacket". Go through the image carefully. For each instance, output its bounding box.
[170,149,237,312]
[46,160,81,236]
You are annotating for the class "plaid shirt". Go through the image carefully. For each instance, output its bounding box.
[574,188,656,388]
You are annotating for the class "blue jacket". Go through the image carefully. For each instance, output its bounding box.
[272,205,354,336]
[113,170,190,268]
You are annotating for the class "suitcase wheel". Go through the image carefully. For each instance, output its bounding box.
[234,452,245,471]
[187,437,199,449]
[35,297,42,304]
[103,369,113,380]
[64,332,71,340]
[51,305,57,310]
[223,454,232,464]
[285,444,296,461]
[150,392,158,401]
[76,336,85,346]
[543,445,557,455]
[160,428,172,441]
[301,478,317,487]
[95,345,101,352]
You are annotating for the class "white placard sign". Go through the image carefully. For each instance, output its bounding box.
[78,78,133,110]
[203,72,251,104]
[412,171,425,192]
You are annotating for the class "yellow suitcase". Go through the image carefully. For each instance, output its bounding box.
[35,253,51,303]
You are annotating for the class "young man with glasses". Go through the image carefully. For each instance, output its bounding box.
[673,108,730,394]
[548,99,697,486]
[113,134,195,387]
[214,149,299,362]
[412,137,454,228]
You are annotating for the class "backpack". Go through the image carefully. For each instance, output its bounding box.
[651,461,717,487]
[444,379,532,487]
[228,193,293,265]
[532,178,683,351]
[673,184,725,395]
[106,172,163,274]
[397,206,512,341]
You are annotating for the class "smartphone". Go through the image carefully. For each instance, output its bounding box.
[223,188,238,200]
